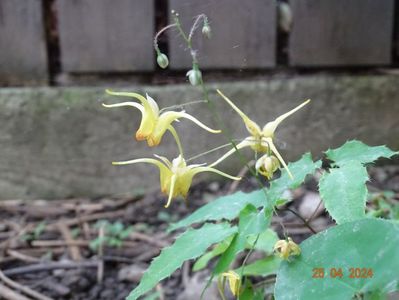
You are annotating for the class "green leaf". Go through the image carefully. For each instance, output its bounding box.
[168,190,266,232]
[169,153,320,231]
[235,255,281,277]
[319,161,369,224]
[267,154,322,206]
[214,204,269,274]
[274,219,399,300]
[247,229,279,253]
[240,281,265,300]
[193,229,277,272]
[127,223,237,300]
[192,236,233,271]
[326,140,397,167]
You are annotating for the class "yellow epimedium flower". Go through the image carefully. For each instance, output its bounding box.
[102,89,221,153]
[255,154,280,179]
[274,237,301,260]
[218,270,241,297]
[112,154,240,208]
[211,89,310,179]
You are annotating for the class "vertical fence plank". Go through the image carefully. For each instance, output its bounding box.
[168,0,276,70]
[56,0,154,72]
[0,0,48,85]
[289,0,394,67]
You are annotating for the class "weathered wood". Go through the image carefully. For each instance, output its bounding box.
[56,0,154,72]
[168,0,276,69]
[0,0,48,85]
[289,0,394,67]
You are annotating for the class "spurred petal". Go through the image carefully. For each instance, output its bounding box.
[165,174,177,208]
[148,111,220,147]
[191,166,241,181]
[177,111,221,134]
[217,89,261,137]
[106,89,159,140]
[209,138,253,168]
[263,138,293,179]
[145,93,160,116]
[262,99,310,137]
[112,158,172,192]
[153,154,173,168]
[112,157,167,168]
[102,102,144,114]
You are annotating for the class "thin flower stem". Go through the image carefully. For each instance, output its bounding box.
[188,14,207,41]
[153,24,177,53]
[284,207,317,234]
[159,99,207,113]
[168,126,184,156]
[186,140,243,162]
[239,233,260,279]
[174,11,289,248]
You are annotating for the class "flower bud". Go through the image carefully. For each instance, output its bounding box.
[255,154,280,179]
[274,237,301,260]
[186,68,202,86]
[202,24,211,39]
[157,53,169,69]
[219,271,241,296]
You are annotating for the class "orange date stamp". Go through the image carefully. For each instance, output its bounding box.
[312,267,373,279]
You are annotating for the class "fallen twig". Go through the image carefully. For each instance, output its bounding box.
[0,269,53,300]
[57,222,82,261]
[3,261,98,277]
[6,250,40,263]
[46,210,127,230]
[0,282,31,300]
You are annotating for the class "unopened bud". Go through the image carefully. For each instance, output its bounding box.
[274,237,301,260]
[219,271,241,296]
[157,53,169,69]
[202,24,211,39]
[255,154,280,179]
[186,68,202,86]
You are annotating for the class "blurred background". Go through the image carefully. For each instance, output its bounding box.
[0,0,398,199]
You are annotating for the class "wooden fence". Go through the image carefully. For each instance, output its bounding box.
[0,0,397,85]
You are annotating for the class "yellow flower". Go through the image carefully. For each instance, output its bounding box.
[211,89,310,179]
[102,90,221,151]
[255,154,280,179]
[112,154,240,208]
[274,237,301,260]
[218,270,241,297]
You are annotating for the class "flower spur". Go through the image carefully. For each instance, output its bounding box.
[112,154,241,208]
[102,89,221,154]
[210,89,310,179]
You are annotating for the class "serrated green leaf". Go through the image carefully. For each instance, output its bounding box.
[168,190,266,232]
[267,154,322,206]
[326,140,397,167]
[235,255,281,277]
[127,223,236,300]
[275,219,399,300]
[319,161,369,224]
[214,204,269,274]
[169,153,320,231]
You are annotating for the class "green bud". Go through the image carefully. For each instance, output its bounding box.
[186,69,202,86]
[202,24,211,39]
[157,53,169,69]
[255,154,280,179]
